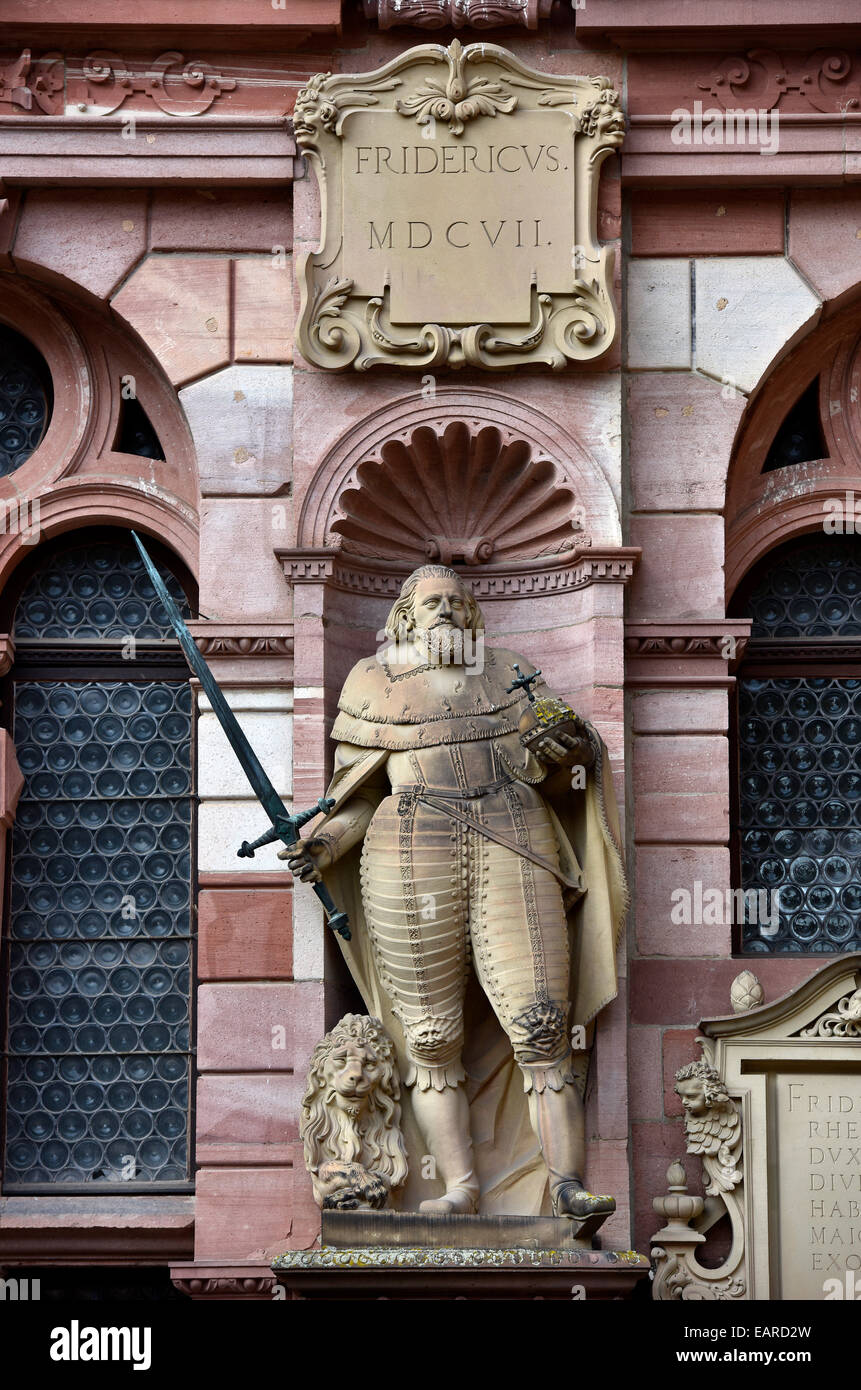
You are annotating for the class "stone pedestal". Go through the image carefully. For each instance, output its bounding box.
[272,1213,650,1300]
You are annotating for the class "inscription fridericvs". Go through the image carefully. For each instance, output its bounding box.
[352,142,563,174]
[293,40,624,370]
[342,118,573,324]
[777,1075,861,1297]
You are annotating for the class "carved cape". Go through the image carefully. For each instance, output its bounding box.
[310,650,628,1214]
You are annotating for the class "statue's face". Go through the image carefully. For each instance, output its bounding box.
[323,1038,381,1118]
[676,1078,708,1116]
[411,577,470,633]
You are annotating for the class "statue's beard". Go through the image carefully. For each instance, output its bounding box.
[415,624,468,667]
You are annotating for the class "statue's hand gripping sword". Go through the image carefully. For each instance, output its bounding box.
[131,533,350,940]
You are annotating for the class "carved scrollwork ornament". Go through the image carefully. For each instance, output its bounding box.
[294,41,623,372]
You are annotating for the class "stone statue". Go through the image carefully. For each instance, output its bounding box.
[674,1059,742,1195]
[300,1013,408,1210]
[286,565,628,1220]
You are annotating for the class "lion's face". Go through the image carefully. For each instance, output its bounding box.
[322,1037,385,1120]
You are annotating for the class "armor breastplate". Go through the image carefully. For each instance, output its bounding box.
[386,740,501,793]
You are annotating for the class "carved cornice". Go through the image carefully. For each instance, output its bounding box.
[194,636,293,658]
[279,547,639,598]
[171,1264,275,1300]
[625,621,751,687]
[187,622,293,659]
[174,1276,274,1298]
[364,0,554,29]
[0,114,296,186]
[273,1246,647,1269]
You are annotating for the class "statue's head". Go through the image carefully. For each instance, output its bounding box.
[384,565,484,642]
[300,1015,408,1204]
[674,1058,730,1116]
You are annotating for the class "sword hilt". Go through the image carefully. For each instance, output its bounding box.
[237,797,336,859]
[237,826,280,859]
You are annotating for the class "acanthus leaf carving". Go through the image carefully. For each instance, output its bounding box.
[364,0,553,31]
[798,987,861,1038]
[394,38,517,135]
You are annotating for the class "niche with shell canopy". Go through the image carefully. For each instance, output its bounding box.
[328,420,586,571]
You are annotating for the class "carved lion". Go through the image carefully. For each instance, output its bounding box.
[300,1014,408,1210]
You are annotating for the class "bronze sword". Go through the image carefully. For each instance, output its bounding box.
[130,532,350,939]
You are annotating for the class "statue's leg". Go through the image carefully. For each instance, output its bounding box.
[361,794,478,1214]
[468,785,614,1219]
[411,1082,478,1215]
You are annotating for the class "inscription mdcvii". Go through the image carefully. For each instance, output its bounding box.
[777,1075,861,1299]
[293,40,624,370]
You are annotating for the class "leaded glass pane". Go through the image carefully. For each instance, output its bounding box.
[746,538,861,638]
[14,540,190,640]
[739,676,861,954]
[3,680,192,1187]
[0,326,52,477]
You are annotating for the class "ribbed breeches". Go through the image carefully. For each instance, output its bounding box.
[359,786,573,1092]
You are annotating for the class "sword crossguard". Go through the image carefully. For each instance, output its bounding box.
[237,797,336,859]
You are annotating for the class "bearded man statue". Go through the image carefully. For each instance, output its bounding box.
[285,564,628,1223]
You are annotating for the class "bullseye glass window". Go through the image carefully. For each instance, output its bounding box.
[2,537,194,1190]
[735,537,861,955]
[738,678,861,953]
[0,326,53,477]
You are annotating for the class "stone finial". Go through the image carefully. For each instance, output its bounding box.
[730,969,764,1013]
[651,1160,704,1232]
[300,1014,408,1210]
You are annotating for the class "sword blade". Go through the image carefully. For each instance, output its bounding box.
[131,532,287,833]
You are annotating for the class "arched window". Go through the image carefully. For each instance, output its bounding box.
[2,531,195,1191]
[731,535,861,955]
[0,325,53,477]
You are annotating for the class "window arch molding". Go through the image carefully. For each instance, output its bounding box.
[0,276,91,499]
[0,486,199,606]
[726,293,861,601]
[0,271,198,538]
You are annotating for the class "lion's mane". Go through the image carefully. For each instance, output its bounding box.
[300,1014,408,1202]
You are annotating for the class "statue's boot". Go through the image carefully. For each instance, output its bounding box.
[411,1081,480,1215]
[526,1068,616,1224]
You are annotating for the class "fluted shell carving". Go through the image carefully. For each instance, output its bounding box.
[330,422,584,566]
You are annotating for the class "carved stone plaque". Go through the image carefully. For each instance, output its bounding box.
[774,1071,861,1300]
[293,40,624,371]
[652,956,861,1301]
